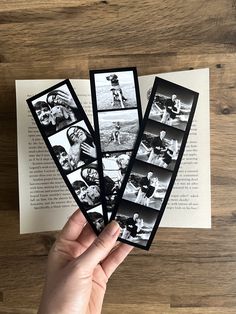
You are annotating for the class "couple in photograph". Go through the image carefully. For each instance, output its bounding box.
[128,171,159,207]
[120,212,144,241]
[53,125,96,174]
[33,89,78,135]
[138,130,178,169]
[151,93,190,128]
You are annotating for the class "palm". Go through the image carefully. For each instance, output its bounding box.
[86,266,108,314]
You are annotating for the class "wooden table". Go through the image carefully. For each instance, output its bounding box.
[0,1,236,313]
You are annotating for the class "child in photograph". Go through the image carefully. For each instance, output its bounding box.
[67,126,96,167]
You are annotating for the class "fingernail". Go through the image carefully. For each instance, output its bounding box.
[106,220,120,237]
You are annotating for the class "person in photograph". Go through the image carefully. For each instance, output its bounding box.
[121,212,144,240]
[67,126,96,167]
[53,145,74,174]
[81,164,100,186]
[116,153,130,176]
[160,94,177,124]
[109,121,121,145]
[166,98,181,126]
[106,74,127,107]
[72,180,100,210]
[81,164,118,195]
[87,211,104,232]
[145,177,159,207]
[33,101,56,135]
[47,89,78,131]
[159,147,174,168]
[147,130,166,164]
[135,171,153,205]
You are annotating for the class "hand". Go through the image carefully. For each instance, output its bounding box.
[81,142,97,158]
[53,90,77,109]
[38,209,133,314]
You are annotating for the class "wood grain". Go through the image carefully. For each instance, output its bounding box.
[0,0,236,313]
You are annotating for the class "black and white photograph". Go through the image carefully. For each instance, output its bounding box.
[31,83,81,136]
[94,70,137,111]
[136,120,183,171]
[148,80,195,131]
[98,109,139,152]
[123,160,172,211]
[87,205,104,232]
[67,165,101,210]
[102,152,131,194]
[105,194,118,213]
[115,199,159,247]
[48,120,96,173]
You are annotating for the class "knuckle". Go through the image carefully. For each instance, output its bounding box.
[93,237,107,251]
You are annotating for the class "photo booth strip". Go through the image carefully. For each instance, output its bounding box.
[90,67,143,216]
[27,79,107,234]
[110,77,199,250]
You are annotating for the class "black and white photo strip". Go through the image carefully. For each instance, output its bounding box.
[90,68,142,217]
[27,79,107,234]
[111,77,199,250]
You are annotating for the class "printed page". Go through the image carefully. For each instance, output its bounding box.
[16,68,210,233]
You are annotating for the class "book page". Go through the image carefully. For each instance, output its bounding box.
[16,68,211,233]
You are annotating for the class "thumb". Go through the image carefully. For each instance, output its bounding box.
[76,220,120,271]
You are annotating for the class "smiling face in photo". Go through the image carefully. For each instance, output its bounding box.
[35,102,51,126]
[68,127,87,144]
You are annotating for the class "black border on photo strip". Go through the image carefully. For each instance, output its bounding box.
[90,67,143,216]
[110,77,199,250]
[27,79,108,235]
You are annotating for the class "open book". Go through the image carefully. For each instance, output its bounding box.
[16,68,211,233]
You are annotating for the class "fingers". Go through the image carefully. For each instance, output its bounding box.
[81,143,91,154]
[76,221,120,270]
[101,243,133,278]
[76,222,97,252]
[55,90,70,100]
[58,209,87,242]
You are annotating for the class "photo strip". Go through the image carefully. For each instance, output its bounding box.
[90,68,142,216]
[111,77,199,250]
[27,79,107,234]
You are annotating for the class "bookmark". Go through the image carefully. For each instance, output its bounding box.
[90,67,142,218]
[27,79,107,234]
[111,77,199,250]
